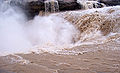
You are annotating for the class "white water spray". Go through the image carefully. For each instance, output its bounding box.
[0,1,77,56]
[0,1,32,55]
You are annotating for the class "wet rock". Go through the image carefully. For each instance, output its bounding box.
[25,0,81,18]
[58,1,81,11]
[98,0,120,6]
[7,0,81,19]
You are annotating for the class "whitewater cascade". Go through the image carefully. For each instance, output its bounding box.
[0,0,120,56]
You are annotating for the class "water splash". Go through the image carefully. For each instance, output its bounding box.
[0,1,76,56]
[0,0,120,56]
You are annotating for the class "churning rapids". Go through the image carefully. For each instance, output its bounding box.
[0,1,120,56]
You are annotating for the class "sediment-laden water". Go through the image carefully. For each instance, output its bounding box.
[0,1,120,73]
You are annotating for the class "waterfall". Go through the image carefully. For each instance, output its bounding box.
[44,0,59,15]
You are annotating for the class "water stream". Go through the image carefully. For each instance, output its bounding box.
[44,0,59,15]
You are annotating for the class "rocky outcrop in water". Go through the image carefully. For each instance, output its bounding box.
[25,0,81,18]
[8,0,81,19]
[98,0,120,6]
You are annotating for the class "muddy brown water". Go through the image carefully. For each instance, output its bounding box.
[0,6,120,73]
[0,40,120,73]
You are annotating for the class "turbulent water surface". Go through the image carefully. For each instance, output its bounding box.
[0,1,120,55]
[0,1,120,73]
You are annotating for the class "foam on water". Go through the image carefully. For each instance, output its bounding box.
[0,1,120,56]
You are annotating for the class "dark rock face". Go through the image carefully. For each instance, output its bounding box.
[25,1,45,19]
[12,0,81,19]
[5,0,81,19]
[7,0,118,19]
[98,0,120,6]
[58,1,81,11]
